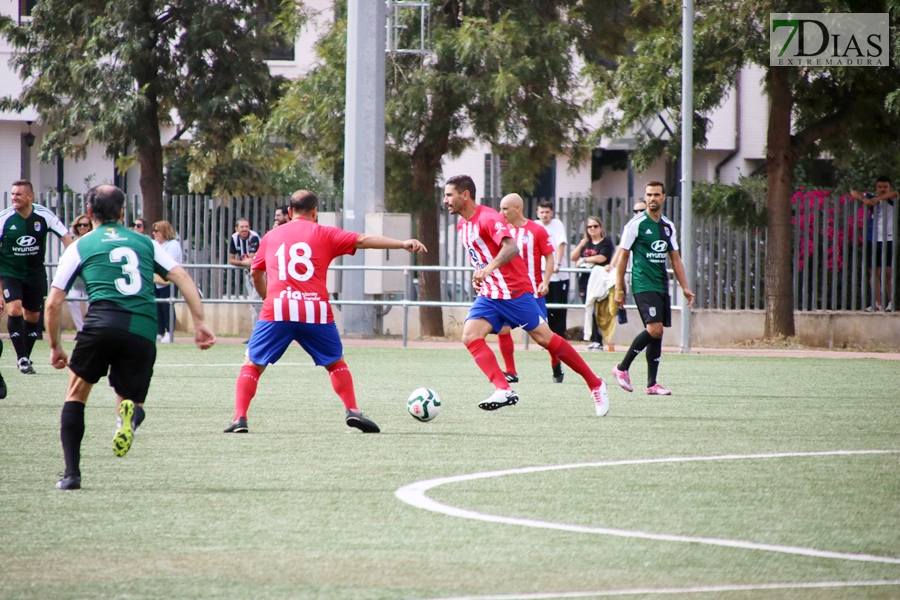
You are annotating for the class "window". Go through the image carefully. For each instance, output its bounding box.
[19,0,37,19]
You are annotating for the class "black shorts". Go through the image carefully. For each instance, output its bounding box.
[69,328,157,403]
[2,276,47,313]
[868,241,894,268]
[634,291,671,327]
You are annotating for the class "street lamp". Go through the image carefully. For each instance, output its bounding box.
[23,121,35,148]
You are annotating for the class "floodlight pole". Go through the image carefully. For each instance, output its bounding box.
[342,0,386,336]
[680,0,694,353]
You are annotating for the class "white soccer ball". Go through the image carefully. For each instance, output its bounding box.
[407,388,441,422]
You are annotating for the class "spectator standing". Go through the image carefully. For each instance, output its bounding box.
[535,199,569,382]
[132,218,150,236]
[229,218,261,330]
[571,216,615,350]
[151,221,183,343]
[851,176,897,311]
[0,179,72,379]
[273,205,289,228]
[612,181,695,396]
[67,215,93,332]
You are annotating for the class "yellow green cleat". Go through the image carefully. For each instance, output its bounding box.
[113,400,135,457]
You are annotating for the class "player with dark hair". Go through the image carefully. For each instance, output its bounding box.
[46,184,215,490]
[273,205,289,228]
[612,181,694,395]
[223,189,427,434]
[444,175,609,416]
[0,179,73,382]
[535,197,569,382]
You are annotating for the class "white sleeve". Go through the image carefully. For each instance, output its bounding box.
[549,220,567,247]
[154,242,180,273]
[619,220,638,251]
[50,241,84,291]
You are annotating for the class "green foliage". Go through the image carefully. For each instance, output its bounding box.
[692,176,767,229]
[0,0,305,202]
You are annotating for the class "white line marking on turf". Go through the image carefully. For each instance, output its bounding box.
[395,450,900,565]
[409,579,900,599]
[154,362,315,368]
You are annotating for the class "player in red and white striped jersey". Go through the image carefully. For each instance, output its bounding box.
[494,193,556,383]
[223,190,427,434]
[445,175,609,416]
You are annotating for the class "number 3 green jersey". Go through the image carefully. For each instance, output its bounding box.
[51,222,178,341]
[618,212,680,295]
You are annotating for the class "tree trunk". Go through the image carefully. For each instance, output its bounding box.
[764,66,796,338]
[417,207,445,337]
[136,98,165,225]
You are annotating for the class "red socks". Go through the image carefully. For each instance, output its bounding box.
[234,364,261,419]
[327,360,357,410]
[466,338,510,389]
[497,332,516,375]
[547,334,602,389]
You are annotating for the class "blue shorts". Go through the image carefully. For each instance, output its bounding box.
[535,295,548,320]
[246,320,343,367]
[466,294,547,334]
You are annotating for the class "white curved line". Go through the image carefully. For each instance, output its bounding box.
[395,450,900,565]
[408,579,900,600]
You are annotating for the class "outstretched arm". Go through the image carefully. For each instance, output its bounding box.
[165,266,216,349]
[355,234,427,253]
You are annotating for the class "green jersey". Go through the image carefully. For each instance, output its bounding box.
[0,204,69,279]
[51,222,178,341]
[619,211,680,295]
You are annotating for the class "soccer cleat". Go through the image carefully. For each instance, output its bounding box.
[478,388,519,411]
[346,409,380,433]
[591,380,610,417]
[504,372,519,383]
[56,475,82,490]
[0,375,6,400]
[587,342,602,351]
[646,383,672,396]
[223,417,249,433]
[552,362,564,384]
[17,357,36,375]
[112,400,135,457]
[611,365,633,392]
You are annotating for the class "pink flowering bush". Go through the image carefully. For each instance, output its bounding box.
[791,188,866,272]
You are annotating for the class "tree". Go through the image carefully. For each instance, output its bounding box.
[232,0,629,336]
[598,0,900,337]
[0,0,303,224]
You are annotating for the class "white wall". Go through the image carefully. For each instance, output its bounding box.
[439,147,488,200]
[0,123,22,192]
[555,152,592,198]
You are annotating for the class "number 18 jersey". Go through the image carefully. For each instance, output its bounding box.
[253,218,360,324]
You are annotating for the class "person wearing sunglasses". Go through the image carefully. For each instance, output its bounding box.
[132,218,149,235]
[571,216,615,351]
[66,215,93,332]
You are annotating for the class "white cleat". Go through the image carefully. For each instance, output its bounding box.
[478,388,519,411]
[591,380,610,417]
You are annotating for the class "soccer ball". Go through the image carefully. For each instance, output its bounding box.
[407,388,441,422]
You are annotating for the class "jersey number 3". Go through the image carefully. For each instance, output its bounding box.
[275,242,314,282]
[110,247,142,296]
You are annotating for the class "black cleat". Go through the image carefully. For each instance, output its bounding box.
[223,417,249,433]
[552,363,564,384]
[346,409,380,433]
[503,372,518,383]
[56,475,81,490]
[17,357,36,375]
[0,375,6,399]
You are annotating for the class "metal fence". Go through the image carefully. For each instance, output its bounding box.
[3,190,897,312]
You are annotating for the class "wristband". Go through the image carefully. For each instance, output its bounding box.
[615,290,625,296]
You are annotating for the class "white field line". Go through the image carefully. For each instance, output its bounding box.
[154,362,316,368]
[408,579,900,600]
[395,451,900,565]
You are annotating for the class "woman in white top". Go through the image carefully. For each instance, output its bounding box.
[152,221,184,343]
[67,215,93,332]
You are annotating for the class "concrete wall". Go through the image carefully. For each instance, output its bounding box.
[166,304,900,350]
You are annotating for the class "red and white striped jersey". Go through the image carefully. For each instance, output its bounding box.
[508,219,554,297]
[457,205,533,299]
[253,218,359,324]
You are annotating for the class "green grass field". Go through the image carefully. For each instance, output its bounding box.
[1,341,899,599]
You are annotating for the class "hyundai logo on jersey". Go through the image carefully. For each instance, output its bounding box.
[651,240,668,253]
[16,235,37,247]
